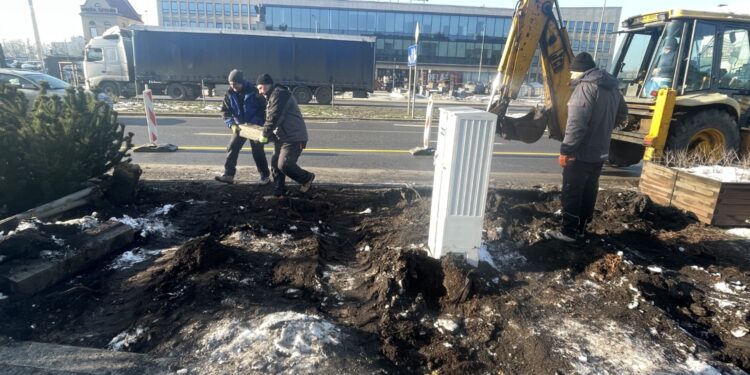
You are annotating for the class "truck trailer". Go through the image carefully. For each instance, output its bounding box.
[83,25,376,104]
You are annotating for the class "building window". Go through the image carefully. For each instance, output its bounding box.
[233,4,239,16]
[592,22,599,33]
[89,25,98,38]
[225,23,231,29]
[197,2,204,14]
[604,40,610,53]
[241,4,248,16]
[180,2,187,14]
[224,4,230,16]
[190,21,197,27]
[575,21,583,32]
[162,1,170,12]
[216,22,222,28]
[206,3,213,15]
[584,21,591,33]
[233,23,239,29]
[198,22,205,28]
[242,24,248,30]
[189,2,196,14]
[607,22,614,32]
[164,21,171,26]
[181,21,187,27]
[171,1,177,13]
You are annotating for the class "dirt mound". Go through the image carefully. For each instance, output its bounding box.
[2,182,750,374]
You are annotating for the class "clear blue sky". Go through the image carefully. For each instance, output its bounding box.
[1,0,749,43]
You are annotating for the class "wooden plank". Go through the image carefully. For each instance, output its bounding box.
[238,124,265,142]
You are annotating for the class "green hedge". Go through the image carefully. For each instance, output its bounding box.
[0,84,133,214]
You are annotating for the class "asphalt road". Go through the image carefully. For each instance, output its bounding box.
[122,114,642,179]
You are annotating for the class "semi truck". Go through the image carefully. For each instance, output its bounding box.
[83,25,376,104]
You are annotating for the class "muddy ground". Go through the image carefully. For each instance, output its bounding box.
[1,180,750,374]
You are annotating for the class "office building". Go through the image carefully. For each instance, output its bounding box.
[80,0,144,42]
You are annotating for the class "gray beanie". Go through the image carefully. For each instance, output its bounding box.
[228,69,244,83]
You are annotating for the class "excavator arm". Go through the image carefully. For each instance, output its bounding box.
[488,0,574,143]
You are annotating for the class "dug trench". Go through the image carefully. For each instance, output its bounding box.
[1,181,750,374]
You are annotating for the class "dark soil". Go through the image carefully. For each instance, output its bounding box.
[1,181,750,374]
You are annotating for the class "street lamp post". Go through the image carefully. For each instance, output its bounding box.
[27,0,45,71]
[478,27,486,84]
[593,0,607,63]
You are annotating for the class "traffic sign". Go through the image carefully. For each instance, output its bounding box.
[408,44,418,67]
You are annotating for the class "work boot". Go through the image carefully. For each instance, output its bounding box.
[214,174,234,184]
[544,229,576,243]
[299,173,316,193]
[259,175,271,185]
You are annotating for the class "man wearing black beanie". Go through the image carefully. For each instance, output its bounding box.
[256,73,315,196]
[547,52,628,243]
[216,69,271,185]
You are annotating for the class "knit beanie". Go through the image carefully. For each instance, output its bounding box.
[571,52,596,72]
[228,69,244,83]
[256,73,274,85]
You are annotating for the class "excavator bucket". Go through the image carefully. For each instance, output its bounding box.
[488,99,551,144]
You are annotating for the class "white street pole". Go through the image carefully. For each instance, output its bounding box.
[478,28,485,84]
[27,0,45,71]
[593,0,607,62]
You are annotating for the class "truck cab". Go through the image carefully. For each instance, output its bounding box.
[84,27,136,98]
[610,10,750,165]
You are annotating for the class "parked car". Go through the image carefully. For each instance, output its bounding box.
[20,61,43,71]
[0,68,112,107]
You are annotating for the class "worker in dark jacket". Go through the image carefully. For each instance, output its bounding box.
[255,73,315,196]
[215,69,270,184]
[547,52,628,242]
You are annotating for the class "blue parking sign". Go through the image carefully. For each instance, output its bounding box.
[408,44,417,66]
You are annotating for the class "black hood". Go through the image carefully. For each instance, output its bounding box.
[573,68,619,90]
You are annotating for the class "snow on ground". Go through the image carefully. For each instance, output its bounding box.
[54,212,100,230]
[110,204,176,238]
[727,228,750,240]
[108,248,166,270]
[199,311,341,373]
[108,326,145,351]
[680,166,750,183]
[481,242,527,272]
[0,293,7,300]
[548,318,722,374]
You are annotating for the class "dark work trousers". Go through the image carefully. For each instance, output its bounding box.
[224,131,270,178]
[271,141,313,194]
[561,160,604,237]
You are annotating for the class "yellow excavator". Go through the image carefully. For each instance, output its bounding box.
[489,0,750,164]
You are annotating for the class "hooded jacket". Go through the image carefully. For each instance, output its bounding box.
[263,84,308,143]
[561,68,628,163]
[221,80,266,127]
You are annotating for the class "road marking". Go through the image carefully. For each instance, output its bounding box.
[168,146,557,157]
[393,124,425,127]
[195,129,421,136]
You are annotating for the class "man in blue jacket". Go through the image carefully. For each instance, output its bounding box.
[547,52,628,242]
[215,69,270,184]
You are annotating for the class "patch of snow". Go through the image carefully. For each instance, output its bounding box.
[714,281,737,295]
[16,220,38,232]
[151,204,175,216]
[358,208,372,214]
[550,318,722,374]
[646,265,663,274]
[480,242,526,272]
[679,247,686,252]
[727,228,750,240]
[54,213,99,230]
[0,293,7,300]
[442,342,453,348]
[201,312,340,372]
[627,284,640,310]
[679,165,750,183]
[109,249,148,270]
[176,369,188,375]
[554,209,562,216]
[108,327,145,351]
[731,327,748,338]
[289,225,297,231]
[434,318,458,333]
[51,235,65,246]
[111,210,175,238]
[310,226,320,234]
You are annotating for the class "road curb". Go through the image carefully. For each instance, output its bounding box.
[117,112,426,122]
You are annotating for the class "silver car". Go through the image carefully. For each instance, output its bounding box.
[0,68,112,107]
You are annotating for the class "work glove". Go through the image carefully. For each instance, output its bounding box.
[558,155,576,168]
[231,124,240,134]
[258,135,269,144]
[224,118,236,128]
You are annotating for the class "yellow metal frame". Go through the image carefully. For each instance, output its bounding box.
[643,88,677,161]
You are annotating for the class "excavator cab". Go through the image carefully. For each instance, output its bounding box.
[609,10,749,165]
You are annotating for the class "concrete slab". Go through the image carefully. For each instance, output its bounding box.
[0,222,134,295]
[0,340,174,375]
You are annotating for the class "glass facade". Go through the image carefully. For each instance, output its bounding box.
[265,6,511,67]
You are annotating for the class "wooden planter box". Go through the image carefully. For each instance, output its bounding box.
[640,161,750,227]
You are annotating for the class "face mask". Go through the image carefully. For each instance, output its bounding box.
[571,71,584,80]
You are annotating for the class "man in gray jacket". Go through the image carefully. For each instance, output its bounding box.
[547,52,628,242]
[256,73,315,196]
